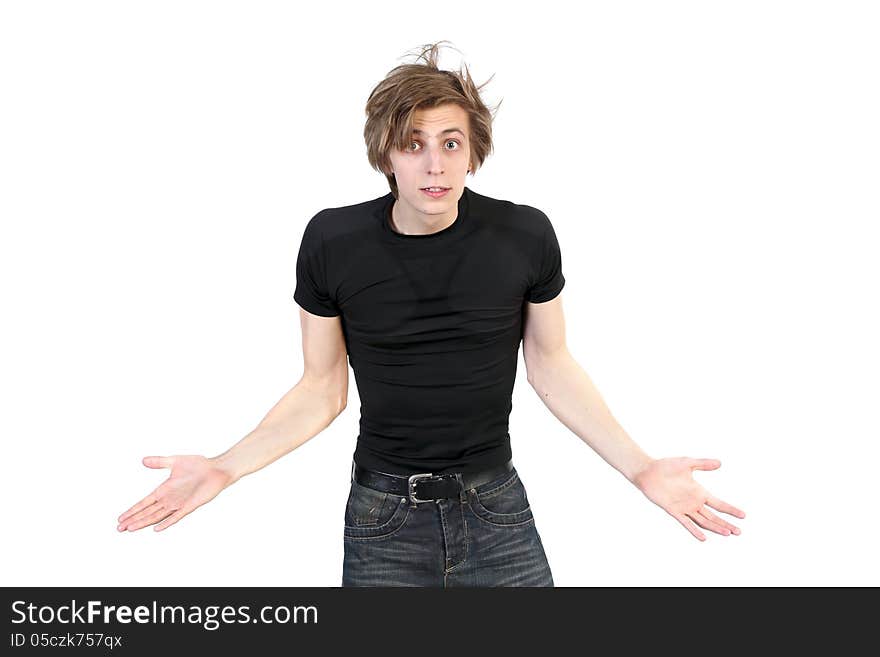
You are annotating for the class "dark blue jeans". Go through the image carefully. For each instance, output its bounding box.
[342,462,554,587]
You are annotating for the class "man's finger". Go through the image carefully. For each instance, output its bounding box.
[118,500,164,530]
[126,505,174,532]
[699,507,741,535]
[674,513,706,541]
[142,456,172,469]
[706,495,746,519]
[689,509,731,536]
[118,495,160,525]
[154,507,189,532]
[690,458,721,471]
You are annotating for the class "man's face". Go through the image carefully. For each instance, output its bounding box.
[387,103,472,216]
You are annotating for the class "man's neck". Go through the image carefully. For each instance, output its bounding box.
[391,199,457,236]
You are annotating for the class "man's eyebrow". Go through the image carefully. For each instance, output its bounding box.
[411,128,466,138]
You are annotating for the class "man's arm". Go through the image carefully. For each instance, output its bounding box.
[522,293,745,540]
[212,307,349,483]
[522,294,652,482]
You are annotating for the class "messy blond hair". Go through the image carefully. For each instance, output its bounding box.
[364,41,502,198]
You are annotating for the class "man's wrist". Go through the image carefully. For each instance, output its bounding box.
[624,454,655,488]
[210,452,243,487]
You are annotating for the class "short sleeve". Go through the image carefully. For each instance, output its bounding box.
[293,214,340,317]
[526,213,565,303]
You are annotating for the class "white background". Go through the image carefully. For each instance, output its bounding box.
[1,1,877,587]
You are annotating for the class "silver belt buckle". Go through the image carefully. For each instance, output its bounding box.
[408,473,436,503]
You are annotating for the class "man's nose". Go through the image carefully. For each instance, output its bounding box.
[425,145,444,173]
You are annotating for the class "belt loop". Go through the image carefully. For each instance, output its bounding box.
[456,473,466,504]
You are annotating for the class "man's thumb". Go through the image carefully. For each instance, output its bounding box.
[143,456,172,469]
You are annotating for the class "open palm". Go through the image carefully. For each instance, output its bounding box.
[117,455,233,533]
[633,457,746,541]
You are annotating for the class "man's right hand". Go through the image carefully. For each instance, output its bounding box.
[116,455,234,533]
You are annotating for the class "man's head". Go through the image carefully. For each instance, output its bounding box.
[364,41,501,205]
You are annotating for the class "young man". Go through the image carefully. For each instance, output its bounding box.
[117,42,745,586]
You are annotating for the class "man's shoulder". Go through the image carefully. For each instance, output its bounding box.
[469,188,550,238]
[307,192,388,240]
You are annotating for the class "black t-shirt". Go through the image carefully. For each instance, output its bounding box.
[293,186,565,475]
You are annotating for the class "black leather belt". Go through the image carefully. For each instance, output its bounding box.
[351,459,514,504]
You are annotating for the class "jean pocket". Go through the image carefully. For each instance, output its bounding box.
[343,480,411,540]
[466,470,534,527]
